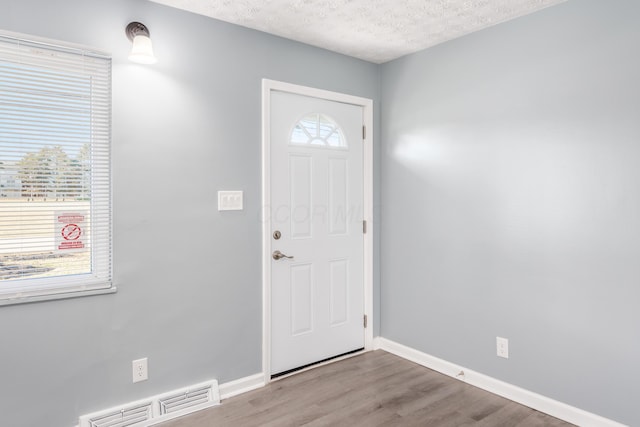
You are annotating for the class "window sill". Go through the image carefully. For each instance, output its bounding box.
[0,286,117,306]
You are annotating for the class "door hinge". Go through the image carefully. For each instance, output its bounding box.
[362,125,366,140]
[363,314,368,328]
[363,220,367,234]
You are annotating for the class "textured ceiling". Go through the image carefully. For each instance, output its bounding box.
[149,0,567,63]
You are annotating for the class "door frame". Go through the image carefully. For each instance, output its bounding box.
[261,79,374,382]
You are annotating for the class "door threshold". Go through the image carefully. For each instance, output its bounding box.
[271,347,365,381]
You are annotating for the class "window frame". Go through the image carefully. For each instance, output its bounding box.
[0,30,114,305]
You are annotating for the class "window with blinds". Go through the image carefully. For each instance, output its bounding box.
[0,31,112,303]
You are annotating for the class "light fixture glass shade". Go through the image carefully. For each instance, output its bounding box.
[128,35,157,64]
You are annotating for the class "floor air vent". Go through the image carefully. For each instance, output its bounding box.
[79,379,220,427]
[158,382,219,415]
[84,402,153,427]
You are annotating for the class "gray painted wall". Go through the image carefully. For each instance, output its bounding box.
[0,1,380,426]
[380,1,639,425]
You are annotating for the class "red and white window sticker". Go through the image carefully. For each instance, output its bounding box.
[55,212,88,252]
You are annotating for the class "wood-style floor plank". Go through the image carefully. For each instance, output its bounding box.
[158,350,574,427]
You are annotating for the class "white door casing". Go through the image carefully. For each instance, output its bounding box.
[262,80,373,380]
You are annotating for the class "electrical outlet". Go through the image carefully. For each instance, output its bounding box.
[496,337,509,359]
[132,358,148,383]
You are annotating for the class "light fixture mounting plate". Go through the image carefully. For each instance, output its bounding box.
[126,22,150,41]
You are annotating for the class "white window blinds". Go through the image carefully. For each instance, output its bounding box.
[0,31,112,302]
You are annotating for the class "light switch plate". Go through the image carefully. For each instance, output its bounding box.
[218,191,243,211]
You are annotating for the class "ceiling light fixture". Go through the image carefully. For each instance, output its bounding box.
[125,22,157,65]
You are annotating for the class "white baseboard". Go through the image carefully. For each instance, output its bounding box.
[374,337,627,427]
[219,373,265,400]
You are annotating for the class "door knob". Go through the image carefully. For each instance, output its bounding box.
[272,250,294,260]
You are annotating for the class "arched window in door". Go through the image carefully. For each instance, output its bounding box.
[290,113,347,149]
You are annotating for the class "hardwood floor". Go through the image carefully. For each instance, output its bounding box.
[159,350,574,427]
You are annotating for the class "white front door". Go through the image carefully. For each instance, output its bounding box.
[269,90,365,376]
